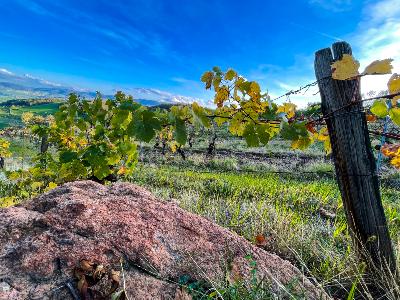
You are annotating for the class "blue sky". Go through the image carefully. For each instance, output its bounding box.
[0,0,399,106]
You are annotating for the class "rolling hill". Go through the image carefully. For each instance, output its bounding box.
[0,68,201,106]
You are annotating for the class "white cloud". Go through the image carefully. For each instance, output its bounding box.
[0,68,14,75]
[249,0,400,108]
[353,0,400,96]
[24,73,62,87]
[123,87,210,106]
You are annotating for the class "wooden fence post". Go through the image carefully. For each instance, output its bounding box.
[314,41,395,272]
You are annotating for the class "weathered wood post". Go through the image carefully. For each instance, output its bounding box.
[314,41,395,272]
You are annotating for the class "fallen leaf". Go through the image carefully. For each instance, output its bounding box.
[111,269,120,284]
[80,259,94,272]
[255,234,267,247]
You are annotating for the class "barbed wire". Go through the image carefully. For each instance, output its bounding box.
[271,80,319,102]
[270,74,339,102]
[307,92,400,125]
[369,130,400,141]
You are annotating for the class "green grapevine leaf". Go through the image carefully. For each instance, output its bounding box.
[59,151,78,163]
[111,109,131,130]
[389,107,400,126]
[93,161,111,180]
[129,109,161,142]
[243,123,259,147]
[370,100,388,118]
[192,102,211,128]
[174,118,187,145]
[229,113,246,136]
[280,121,308,140]
[291,136,313,150]
[256,124,271,145]
[107,153,122,165]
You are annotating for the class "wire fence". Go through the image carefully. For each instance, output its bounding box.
[270,74,400,142]
[1,74,400,178]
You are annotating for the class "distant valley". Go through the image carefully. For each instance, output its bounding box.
[0,68,200,106]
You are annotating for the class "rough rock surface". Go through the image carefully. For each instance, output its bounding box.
[0,181,330,299]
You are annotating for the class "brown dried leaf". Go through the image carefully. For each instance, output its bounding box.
[255,234,267,247]
[110,269,120,284]
[80,259,94,272]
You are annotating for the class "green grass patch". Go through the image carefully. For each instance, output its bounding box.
[129,163,400,298]
[0,102,60,129]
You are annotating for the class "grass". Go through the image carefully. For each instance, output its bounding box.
[128,156,400,299]
[0,102,60,129]
[1,133,400,298]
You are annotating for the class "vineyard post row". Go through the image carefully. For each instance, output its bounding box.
[315,41,395,273]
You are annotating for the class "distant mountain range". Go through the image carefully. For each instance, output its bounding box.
[0,68,201,106]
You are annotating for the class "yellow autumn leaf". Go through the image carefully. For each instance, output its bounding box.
[44,182,58,192]
[31,181,43,190]
[248,82,261,101]
[224,69,237,81]
[170,142,178,153]
[362,59,393,75]
[229,113,246,136]
[388,73,400,105]
[312,127,331,153]
[48,182,57,190]
[331,54,360,80]
[277,103,296,119]
[381,144,400,158]
[390,155,400,169]
[117,166,126,175]
[291,137,313,150]
[215,86,229,108]
[78,139,88,147]
[201,71,213,90]
[323,138,332,154]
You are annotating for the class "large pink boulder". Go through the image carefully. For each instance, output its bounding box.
[0,181,329,299]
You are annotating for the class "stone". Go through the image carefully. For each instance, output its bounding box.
[0,181,330,299]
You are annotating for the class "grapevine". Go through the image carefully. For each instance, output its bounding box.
[1,53,399,205]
